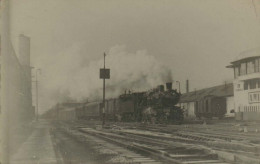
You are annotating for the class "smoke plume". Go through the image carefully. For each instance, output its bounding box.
[37,44,173,112]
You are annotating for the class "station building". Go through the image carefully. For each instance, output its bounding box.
[227,48,260,120]
[179,83,234,119]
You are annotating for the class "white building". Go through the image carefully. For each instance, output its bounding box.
[227,48,260,120]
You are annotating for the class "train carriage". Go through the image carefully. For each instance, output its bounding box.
[59,107,76,120]
[76,101,101,120]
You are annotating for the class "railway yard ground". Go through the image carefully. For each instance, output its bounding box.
[10,119,260,164]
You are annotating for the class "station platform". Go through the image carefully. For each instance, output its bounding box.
[10,120,58,164]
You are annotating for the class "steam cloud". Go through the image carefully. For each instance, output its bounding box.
[38,44,174,112]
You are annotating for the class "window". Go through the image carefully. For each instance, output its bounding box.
[234,66,240,78]
[249,91,260,103]
[244,81,248,90]
[247,60,255,74]
[240,62,247,75]
[244,78,260,90]
[250,80,257,89]
[253,94,258,101]
[255,59,259,72]
[206,100,209,112]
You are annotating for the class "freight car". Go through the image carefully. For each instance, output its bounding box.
[195,95,226,119]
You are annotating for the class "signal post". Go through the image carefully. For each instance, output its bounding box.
[100,53,110,127]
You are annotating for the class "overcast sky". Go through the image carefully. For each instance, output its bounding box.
[9,0,260,113]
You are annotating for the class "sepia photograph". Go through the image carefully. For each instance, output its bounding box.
[1,0,260,163]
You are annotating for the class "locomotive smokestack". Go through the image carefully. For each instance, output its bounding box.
[166,82,172,91]
[158,85,164,92]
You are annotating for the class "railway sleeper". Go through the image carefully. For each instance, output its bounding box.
[84,131,182,164]
[104,127,260,160]
[59,125,162,164]
[81,128,228,164]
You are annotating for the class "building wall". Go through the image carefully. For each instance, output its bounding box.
[18,35,33,118]
[181,96,235,119]
[0,35,33,132]
[180,102,196,119]
[187,102,195,118]
[234,77,260,114]
[225,96,235,117]
[7,41,33,124]
[231,56,260,120]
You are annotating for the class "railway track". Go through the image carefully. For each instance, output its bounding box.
[56,121,230,164]
[55,120,260,163]
[123,123,260,156]
[130,123,260,144]
[69,120,260,147]
[80,128,230,164]
[113,123,260,162]
[56,124,163,163]
[113,128,260,160]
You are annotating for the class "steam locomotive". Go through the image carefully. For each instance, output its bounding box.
[52,82,184,123]
[115,82,183,123]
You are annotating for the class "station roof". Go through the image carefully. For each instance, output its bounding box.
[227,48,260,68]
[179,83,233,103]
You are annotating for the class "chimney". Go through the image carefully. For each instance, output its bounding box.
[186,80,189,93]
[166,82,172,91]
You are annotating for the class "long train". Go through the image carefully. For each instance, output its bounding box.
[46,82,184,123]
